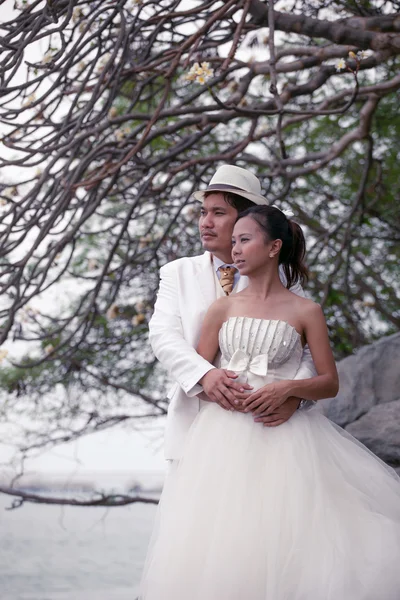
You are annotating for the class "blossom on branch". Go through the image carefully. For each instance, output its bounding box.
[185,62,214,85]
[336,58,346,72]
[42,51,56,65]
[132,314,146,327]
[106,304,119,320]
[22,94,36,108]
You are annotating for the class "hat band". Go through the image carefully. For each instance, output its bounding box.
[205,183,254,194]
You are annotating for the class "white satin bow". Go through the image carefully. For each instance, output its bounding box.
[271,204,294,218]
[227,349,269,390]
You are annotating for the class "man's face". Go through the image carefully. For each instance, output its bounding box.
[198,193,238,260]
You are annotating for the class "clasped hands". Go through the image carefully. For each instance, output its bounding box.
[200,368,299,427]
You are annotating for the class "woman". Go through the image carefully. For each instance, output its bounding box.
[139,206,400,600]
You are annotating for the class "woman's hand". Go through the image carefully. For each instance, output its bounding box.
[242,380,291,416]
[253,396,300,426]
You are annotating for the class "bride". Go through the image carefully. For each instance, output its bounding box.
[139,205,400,600]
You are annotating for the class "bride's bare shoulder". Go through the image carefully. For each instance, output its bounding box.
[298,301,327,331]
[291,293,323,316]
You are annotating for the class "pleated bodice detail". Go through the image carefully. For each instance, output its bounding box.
[219,317,303,388]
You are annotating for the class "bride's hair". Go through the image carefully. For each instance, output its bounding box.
[236,205,309,289]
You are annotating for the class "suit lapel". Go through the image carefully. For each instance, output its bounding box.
[194,252,217,309]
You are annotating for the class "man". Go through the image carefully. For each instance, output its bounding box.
[149,165,316,460]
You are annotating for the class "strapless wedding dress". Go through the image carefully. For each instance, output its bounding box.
[139,317,400,600]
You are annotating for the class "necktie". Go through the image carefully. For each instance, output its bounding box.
[218,266,236,295]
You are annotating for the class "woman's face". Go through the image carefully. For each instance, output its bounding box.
[232,215,279,275]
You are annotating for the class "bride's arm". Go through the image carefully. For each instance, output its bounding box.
[196,297,228,362]
[282,303,339,401]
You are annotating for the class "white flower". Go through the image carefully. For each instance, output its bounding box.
[185,62,200,82]
[132,313,146,326]
[96,54,111,73]
[125,0,142,8]
[108,106,118,119]
[16,0,31,9]
[22,94,36,108]
[357,50,368,60]
[106,304,119,320]
[42,51,54,65]
[2,186,18,199]
[26,306,39,318]
[185,61,214,85]
[336,59,346,72]
[0,349,9,363]
[185,205,200,219]
[200,62,213,77]
[115,125,130,142]
[135,300,146,312]
[139,235,152,248]
[72,7,84,22]
[362,299,375,307]
[87,258,99,271]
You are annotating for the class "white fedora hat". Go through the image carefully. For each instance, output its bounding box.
[192,165,268,206]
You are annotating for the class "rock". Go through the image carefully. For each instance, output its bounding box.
[316,332,400,427]
[345,400,400,466]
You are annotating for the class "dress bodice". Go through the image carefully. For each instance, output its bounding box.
[219,317,303,390]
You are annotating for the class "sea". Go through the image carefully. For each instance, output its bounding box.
[0,476,160,600]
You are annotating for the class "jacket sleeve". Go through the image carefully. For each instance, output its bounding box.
[148,262,215,397]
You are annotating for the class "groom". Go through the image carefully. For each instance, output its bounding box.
[149,165,316,460]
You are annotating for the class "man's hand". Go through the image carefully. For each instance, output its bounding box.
[242,380,290,416]
[200,369,252,411]
[254,396,300,427]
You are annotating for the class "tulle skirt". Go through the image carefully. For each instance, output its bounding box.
[139,405,400,600]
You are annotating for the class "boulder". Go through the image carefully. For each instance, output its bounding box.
[345,400,400,466]
[315,332,400,465]
[316,332,400,427]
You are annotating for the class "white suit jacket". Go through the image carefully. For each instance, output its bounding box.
[149,252,316,460]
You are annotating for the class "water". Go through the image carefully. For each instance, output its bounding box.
[0,494,157,599]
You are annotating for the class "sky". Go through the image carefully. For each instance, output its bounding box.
[1,422,166,483]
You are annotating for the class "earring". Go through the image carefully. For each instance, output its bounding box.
[269,254,274,258]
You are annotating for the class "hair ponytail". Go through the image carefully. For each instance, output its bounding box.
[281,220,308,289]
[236,205,309,289]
